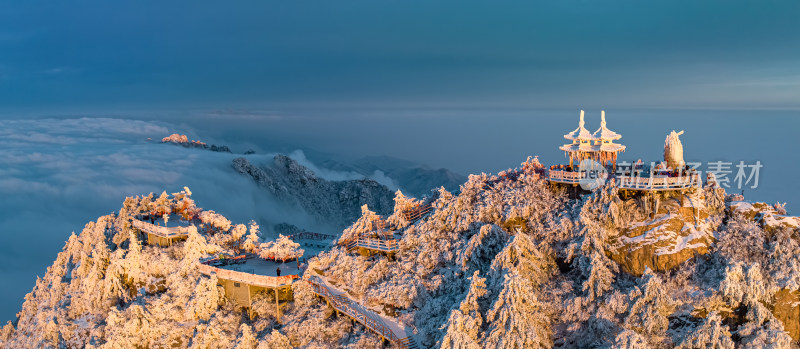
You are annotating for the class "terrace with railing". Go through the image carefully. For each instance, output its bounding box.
[547,168,701,192]
[548,168,594,184]
[131,218,193,239]
[617,173,701,191]
[198,255,301,288]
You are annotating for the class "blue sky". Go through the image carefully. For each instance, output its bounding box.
[0,0,798,111]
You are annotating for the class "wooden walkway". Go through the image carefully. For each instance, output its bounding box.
[401,203,432,222]
[307,275,420,349]
[346,238,399,252]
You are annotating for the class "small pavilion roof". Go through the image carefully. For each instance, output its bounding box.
[592,110,622,141]
[564,110,593,141]
[559,143,595,153]
[598,143,626,152]
[559,142,626,153]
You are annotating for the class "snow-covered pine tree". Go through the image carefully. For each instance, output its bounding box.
[624,268,671,340]
[259,330,292,349]
[677,311,734,349]
[339,204,384,243]
[187,273,223,321]
[234,323,257,349]
[483,273,551,349]
[242,220,261,254]
[259,234,303,262]
[440,271,487,349]
[610,329,649,349]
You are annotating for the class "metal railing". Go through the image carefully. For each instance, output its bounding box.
[197,262,298,288]
[548,169,701,191]
[547,170,589,183]
[617,173,700,190]
[287,232,338,241]
[401,203,432,222]
[132,219,191,238]
[347,238,399,252]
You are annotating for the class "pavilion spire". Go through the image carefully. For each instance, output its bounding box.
[564,110,593,141]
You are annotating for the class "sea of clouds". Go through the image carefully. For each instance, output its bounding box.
[0,117,356,321]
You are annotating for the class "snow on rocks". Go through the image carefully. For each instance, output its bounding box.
[609,193,717,276]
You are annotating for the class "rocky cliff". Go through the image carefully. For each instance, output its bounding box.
[609,189,724,276]
[232,155,394,228]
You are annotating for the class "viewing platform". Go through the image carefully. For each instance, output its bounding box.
[198,255,301,288]
[198,254,301,319]
[131,215,194,247]
[547,169,701,192]
[547,168,594,185]
[617,173,701,191]
[547,111,701,196]
[338,212,401,256]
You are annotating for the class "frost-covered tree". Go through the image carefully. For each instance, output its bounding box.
[719,261,769,308]
[483,273,551,349]
[440,271,486,349]
[0,322,13,345]
[717,214,767,265]
[259,234,304,262]
[624,269,671,339]
[339,204,385,243]
[153,190,171,216]
[187,274,223,321]
[259,330,292,349]
[677,312,734,349]
[199,210,232,233]
[234,323,257,349]
[489,232,555,287]
[737,302,793,348]
[610,329,649,349]
[766,227,800,291]
[579,250,618,301]
[242,220,261,254]
[387,190,421,228]
[180,226,220,275]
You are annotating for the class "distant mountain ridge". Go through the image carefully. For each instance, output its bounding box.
[232,155,394,229]
[317,155,467,197]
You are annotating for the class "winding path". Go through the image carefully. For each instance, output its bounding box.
[307,275,420,349]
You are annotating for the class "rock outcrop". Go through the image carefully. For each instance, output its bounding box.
[727,200,800,233]
[773,289,800,341]
[609,190,721,276]
[161,133,232,153]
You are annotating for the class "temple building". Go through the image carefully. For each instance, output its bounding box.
[559,110,626,170]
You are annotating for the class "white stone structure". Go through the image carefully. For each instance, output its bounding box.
[664,130,685,169]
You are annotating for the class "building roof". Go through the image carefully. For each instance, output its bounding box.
[592,110,622,141]
[563,110,594,141]
[559,142,626,153]
[560,110,626,154]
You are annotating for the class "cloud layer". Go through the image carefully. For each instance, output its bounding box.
[0,117,326,321]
